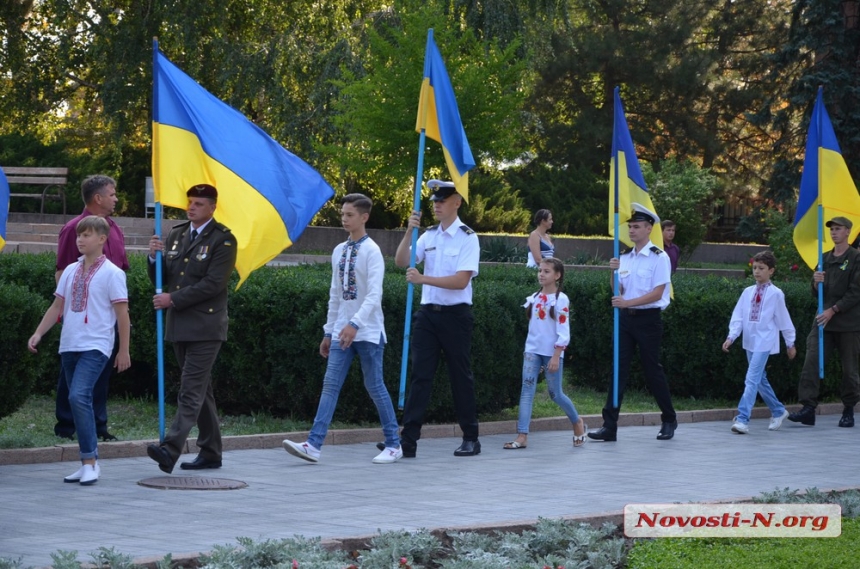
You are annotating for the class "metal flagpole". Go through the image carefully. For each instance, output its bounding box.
[612,86,621,408]
[816,87,824,380]
[153,38,166,440]
[398,28,433,410]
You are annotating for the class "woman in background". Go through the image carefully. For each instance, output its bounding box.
[526,209,555,268]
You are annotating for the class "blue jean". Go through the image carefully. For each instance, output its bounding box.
[307,335,400,450]
[736,350,786,424]
[517,352,580,433]
[61,350,109,460]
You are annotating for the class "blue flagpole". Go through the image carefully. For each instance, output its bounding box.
[816,87,824,380]
[612,86,621,409]
[399,28,435,409]
[399,129,426,409]
[153,38,166,440]
[155,203,166,440]
[817,204,824,379]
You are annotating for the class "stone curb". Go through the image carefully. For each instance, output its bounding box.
[0,403,845,466]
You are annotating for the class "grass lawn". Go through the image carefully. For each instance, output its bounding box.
[628,516,859,568]
[0,386,742,450]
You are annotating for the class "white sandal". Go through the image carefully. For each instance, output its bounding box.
[573,422,588,447]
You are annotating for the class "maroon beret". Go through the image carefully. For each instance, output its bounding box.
[186,184,218,199]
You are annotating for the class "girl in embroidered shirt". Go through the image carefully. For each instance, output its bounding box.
[504,257,587,449]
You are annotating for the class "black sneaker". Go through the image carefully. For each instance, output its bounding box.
[787,405,816,426]
[838,406,854,428]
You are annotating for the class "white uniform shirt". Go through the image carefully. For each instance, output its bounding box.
[523,291,571,356]
[727,283,796,354]
[414,217,480,306]
[617,240,671,310]
[55,255,128,357]
[324,236,386,344]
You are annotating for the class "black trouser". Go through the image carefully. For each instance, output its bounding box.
[602,308,676,431]
[401,304,479,449]
[54,325,117,437]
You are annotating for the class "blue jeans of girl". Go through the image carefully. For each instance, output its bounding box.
[517,352,580,433]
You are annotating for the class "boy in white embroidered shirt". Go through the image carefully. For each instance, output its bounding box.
[282,194,401,464]
[722,250,796,434]
[28,216,130,485]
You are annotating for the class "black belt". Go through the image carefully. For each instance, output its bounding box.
[423,303,470,312]
[622,307,661,316]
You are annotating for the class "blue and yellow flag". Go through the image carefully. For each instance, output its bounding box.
[609,89,663,250]
[0,167,9,251]
[415,29,475,202]
[152,48,334,284]
[793,89,860,269]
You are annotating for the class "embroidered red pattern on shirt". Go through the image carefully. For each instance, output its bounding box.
[71,256,107,315]
[749,282,770,322]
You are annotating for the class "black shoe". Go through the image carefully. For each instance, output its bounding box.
[376,442,385,451]
[787,405,816,426]
[657,421,678,440]
[838,406,854,428]
[587,427,617,442]
[454,439,481,456]
[180,455,222,470]
[98,431,118,442]
[146,444,176,474]
[402,447,417,458]
[54,422,75,439]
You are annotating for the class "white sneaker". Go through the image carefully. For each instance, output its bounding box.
[372,446,403,464]
[282,440,320,463]
[769,410,790,431]
[731,421,749,434]
[64,462,100,484]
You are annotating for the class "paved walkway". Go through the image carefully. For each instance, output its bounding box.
[1,409,857,568]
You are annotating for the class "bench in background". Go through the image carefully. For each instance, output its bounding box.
[3,166,68,214]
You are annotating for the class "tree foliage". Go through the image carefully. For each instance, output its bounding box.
[1,0,858,241]
[326,2,532,230]
[643,160,722,258]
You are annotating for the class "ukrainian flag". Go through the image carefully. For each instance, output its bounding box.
[152,47,334,284]
[793,88,860,269]
[0,167,9,251]
[415,29,476,202]
[608,88,663,250]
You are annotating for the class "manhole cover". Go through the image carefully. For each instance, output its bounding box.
[138,476,247,490]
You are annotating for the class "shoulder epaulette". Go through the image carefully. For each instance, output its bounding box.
[460,225,475,235]
[427,224,439,231]
[213,221,232,234]
[650,246,664,254]
[621,247,633,255]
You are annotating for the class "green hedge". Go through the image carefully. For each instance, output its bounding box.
[0,253,840,424]
[0,281,54,419]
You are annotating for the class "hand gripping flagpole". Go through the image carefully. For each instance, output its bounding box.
[612,86,621,409]
[153,38,166,440]
[398,29,434,410]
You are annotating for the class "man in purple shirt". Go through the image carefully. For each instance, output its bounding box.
[662,220,680,274]
[54,175,129,440]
